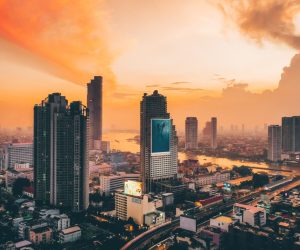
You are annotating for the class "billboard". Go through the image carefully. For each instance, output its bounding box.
[124,180,142,197]
[151,119,171,155]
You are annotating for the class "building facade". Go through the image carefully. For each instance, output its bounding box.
[1,143,33,170]
[99,172,140,195]
[185,117,198,150]
[87,76,102,148]
[282,116,300,153]
[268,125,282,162]
[233,203,266,227]
[34,93,89,212]
[140,90,178,193]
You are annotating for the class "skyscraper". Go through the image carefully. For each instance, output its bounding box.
[268,125,282,162]
[211,117,217,149]
[34,93,89,212]
[282,116,300,153]
[185,117,198,150]
[140,90,178,193]
[87,76,102,148]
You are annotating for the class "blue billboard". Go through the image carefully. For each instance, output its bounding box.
[151,119,170,154]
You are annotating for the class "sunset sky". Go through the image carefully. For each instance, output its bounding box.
[0,0,300,132]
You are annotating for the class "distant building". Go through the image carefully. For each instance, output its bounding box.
[87,76,103,148]
[185,117,198,150]
[59,226,81,243]
[195,171,230,186]
[211,117,217,149]
[0,143,33,170]
[268,125,282,162]
[140,90,178,193]
[233,203,266,227]
[282,116,300,153]
[34,93,89,212]
[202,121,211,140]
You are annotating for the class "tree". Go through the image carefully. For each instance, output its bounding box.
[12,178,30,197]
[252,173,269,188]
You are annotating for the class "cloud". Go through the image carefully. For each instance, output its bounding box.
[217,0,300,49]
[162,86,204,92]
[169,81,192,85]
[0,0,117,86]
[146,84,161,88]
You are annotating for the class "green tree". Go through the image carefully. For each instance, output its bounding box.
[12,178,30,197]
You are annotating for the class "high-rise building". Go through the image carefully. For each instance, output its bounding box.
[202,121,211,139]
[140,90,178,193]
[267,125,282,162]
[34,93,89,212]
[211,117,217,149]
[185,117,198,150]
[87,76,102,148]
[282,116,300,153]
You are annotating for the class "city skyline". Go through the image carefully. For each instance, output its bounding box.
[1,1,300,131]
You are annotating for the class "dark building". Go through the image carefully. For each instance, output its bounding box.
[185,117,198,150]
[282,116,300,153]
[140,90,178,193]
[34,93,89,212]
[87,76,102,148]
[211,117,217,149]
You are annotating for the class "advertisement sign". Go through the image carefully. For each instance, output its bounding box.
[151,119,170,155]
[124,180,142,197]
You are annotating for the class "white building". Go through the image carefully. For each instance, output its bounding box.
[115,181,163,225]
[210,216,234,232]
[50,214,70,231]
[196,171,230,186]
[1,143,33,170]
[59,226,81,243]
[144,211,165,227]
[268,125,282,162]
[99,172,140,195]
[233,203,266,227]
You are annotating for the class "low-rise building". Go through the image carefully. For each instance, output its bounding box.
[195,171,230,186]
[59,226,81,243]
[210,216,234,232]
[144,211,165,227]
[29,226,52,244]
[233,203,266,226]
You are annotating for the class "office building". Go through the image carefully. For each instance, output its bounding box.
[185,117,198,150]
[202,121,211,139]
[233,203,266,227]
[87,76,103,148]
[282,116,300,153]
[0,143,33,170]
[140,90,178,193]
[268,125,282,162]
[211,117,217,149]
[115,181,163,225]
[34,93,89,212]
[99,172,140,195]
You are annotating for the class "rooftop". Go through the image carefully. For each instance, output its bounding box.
[61,226,81,235]
[212,216,233,224]
[234,203,265,214]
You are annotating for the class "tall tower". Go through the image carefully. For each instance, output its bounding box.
[34,93,89,212]
[140,90,178,193]
[268,125,282,162]
[211,117,217,149]
[185,117,198,150]
[282,116,300,153]
[87,76,102,148]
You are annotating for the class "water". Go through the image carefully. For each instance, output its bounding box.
[104,132,300,174]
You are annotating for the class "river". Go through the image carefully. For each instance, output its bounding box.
[103,132,300,174]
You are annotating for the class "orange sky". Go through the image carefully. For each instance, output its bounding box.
[0,0,300,132]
